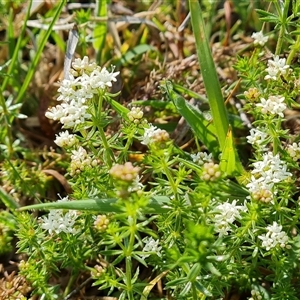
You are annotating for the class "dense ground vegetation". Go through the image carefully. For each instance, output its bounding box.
[1,0,300,299]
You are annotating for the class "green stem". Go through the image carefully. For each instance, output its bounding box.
[120,131,134,163]
[95,93,115,168]
[98,127,113,168]
[161,156,178,199]
[287,34,300,65]
[0,94,13,157]
[124,204,136,300]
[125,256,134,300]
[191,284,198,300]
[64,271,78,297]
[274,0,291,55]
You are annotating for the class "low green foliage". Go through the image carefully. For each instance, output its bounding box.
[2,1,300,300]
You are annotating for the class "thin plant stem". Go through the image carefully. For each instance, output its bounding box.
[274,0,291,55]
[124,204,137,300]
[0,93,13,156]
[287,34,300,65]
[95,92,115,168]
[161,156,178,199]
[64,271,78,297]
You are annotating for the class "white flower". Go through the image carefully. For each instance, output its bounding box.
[46,101,91,129]
[258,221,289,251]
[128,175,144,192]
[45,56,119,128]
[248,152,291,184]
[214,200,246,236]
[95,67,119,88]
[246,180,274,203]
[70,146,93,176]
[142,236,162,258]
[251,31,268,46]
[40,196,78,235]
[256,95,286,117]
[45,105,65,121]
[191,152,213,165]
[264,55,290,80]
[251,152,291,182]
[57,76,81,102]
[268,56,289,74]
[287,142,300,161]
[54,130,76,148]
[141,125,169,146]
[246,152,291,200]
[246,128,268,149]
[71,56,97,76]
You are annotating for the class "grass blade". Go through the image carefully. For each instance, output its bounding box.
[93,0,108,63]
[189,0,229,150]
[14,0,66,104]
[220,126,244,176]
[163,81,219,156]
[19,196,171,214]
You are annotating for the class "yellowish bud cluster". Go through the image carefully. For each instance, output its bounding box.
[201,162,221,181]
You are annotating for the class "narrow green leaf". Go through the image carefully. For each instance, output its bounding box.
[131,99,170,109]
[0,187,19,210]
[19,196,171,214]
[173,83,208,103]
[194,280,213,297]
[189,0,229,150]
[220,126,244,176]
[106,97,130,120]
[119,44,156,65]
[164,81,219,156]
[255,9,279,22]
[187,263,201,282]
[14,0,66,104]
[93,0,107,63]
[179,282,192,296]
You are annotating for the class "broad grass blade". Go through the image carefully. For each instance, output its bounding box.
[189,0,229,150]
[164,81,219,156]
[19,196,171,214]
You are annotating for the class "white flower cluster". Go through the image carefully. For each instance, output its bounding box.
[54,130,77,148]
[256,95,286,117]
[46,56,119,129]
[40,196,78,235]
[246,128,268,151]
[264,55,290,80]
[246,152,291,201]
[191,151,213,165]
[141,125,169,146]
[287,142,300,161]
[251,31,268,47]
[70,146,97,176]
[70,56,97,77]
[258,221,290,251]
[141,236,162,258]
[214,200,246,236]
